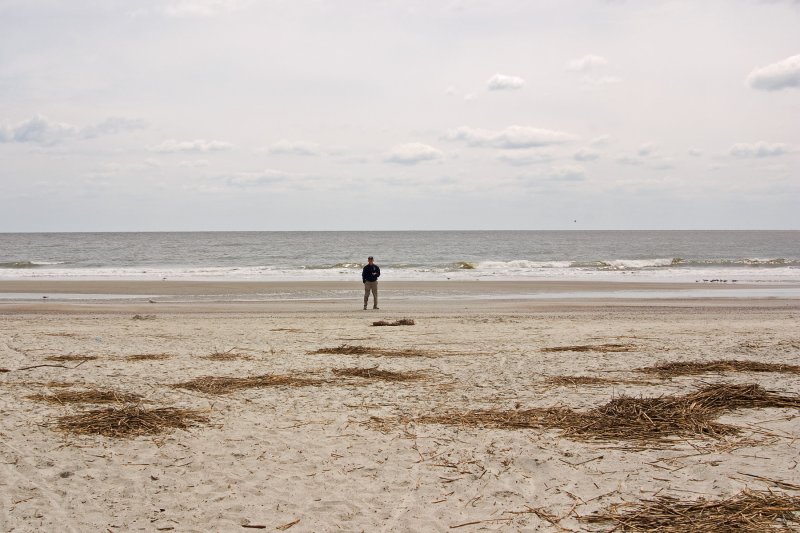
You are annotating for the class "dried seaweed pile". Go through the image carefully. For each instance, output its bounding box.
[310,344,435,358]
[27,389,143,405]
[544,376,655,387]
[173,374,322,394]
[126,353,171,361]
[45,355,99,362]
[201,349,253,361]
[541,343,635,353]
[372,319,415,327]
[581,489,800,532]
[332,367,426,382]
[55,405,209,438]
[0,368,9,373]
[641,359,800,376]
[393,383,800,442]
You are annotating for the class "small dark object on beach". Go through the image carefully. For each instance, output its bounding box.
[132,314,156,320]
[0,368,9,373]
[372,319,416,327]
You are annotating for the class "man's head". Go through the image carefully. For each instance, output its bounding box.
[368,256,374,264]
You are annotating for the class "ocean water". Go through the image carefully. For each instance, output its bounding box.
[0,231,798,283]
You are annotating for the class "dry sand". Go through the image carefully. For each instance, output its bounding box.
[1,281,799,531]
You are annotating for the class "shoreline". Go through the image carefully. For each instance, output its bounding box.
[1,279,799,314]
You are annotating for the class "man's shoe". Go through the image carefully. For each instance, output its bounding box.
[363,307,367,310]
[373,307,379,310]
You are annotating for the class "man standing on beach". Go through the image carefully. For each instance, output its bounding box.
[362,256,380,310]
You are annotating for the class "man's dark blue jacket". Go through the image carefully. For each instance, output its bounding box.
[362,264,380,282]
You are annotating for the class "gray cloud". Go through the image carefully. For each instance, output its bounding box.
[0,115,145,145]
[225,169,297,187]
[549,165,586,181]
[747,53,800,90]
[486,73,526,91]
[729,141,792,157]
[445,126,575,149]
[151,139,234,153]
[80,117,147,139]
[574,148,601,161]
[384,143,444,165]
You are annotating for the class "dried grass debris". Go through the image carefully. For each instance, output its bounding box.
[380,383,800,443]
[309,344,437,358]
[126,353,171,361]
[541,343,635,353]
[580,489,800,532]
[201,348,253,361]
[27,389,143,405]
[332,367,426,382]
[544,375,655,387]
[55,405,209,438]
[372,319,415,327]
[641,359,800,376]
[45,355,98,362]
[173,374,322,394]
[132,314,156,320]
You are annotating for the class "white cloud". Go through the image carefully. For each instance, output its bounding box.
[574,148,600,161]
[729,141,791,158]
[487,73,526,91]
[266,139,323,156]
[688,148,703,157]
[151,139,233,153]
[385,143,444,165]
[566,54,620,84]
[747,54,800,91]
[163,0,250,17]
[445,125,575,149]
[497,150,554,166]
[566,54,608,72]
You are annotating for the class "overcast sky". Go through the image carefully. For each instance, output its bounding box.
[1,0,799,231]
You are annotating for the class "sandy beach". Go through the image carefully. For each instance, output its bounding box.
[1,280,799,531]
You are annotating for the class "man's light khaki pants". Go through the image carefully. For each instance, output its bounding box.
[364,282,378,309]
